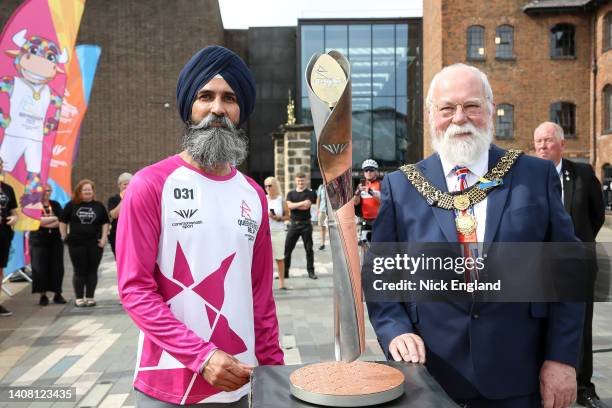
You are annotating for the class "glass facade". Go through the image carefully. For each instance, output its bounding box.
[298,19,422,176]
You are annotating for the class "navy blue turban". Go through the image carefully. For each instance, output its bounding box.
[176,45,256,125]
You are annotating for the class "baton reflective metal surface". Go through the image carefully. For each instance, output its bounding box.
[306,50,365,362]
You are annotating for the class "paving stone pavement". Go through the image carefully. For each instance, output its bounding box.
[0,225,611,407]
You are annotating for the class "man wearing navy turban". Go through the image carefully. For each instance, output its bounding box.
[117,46,284,407]
[176,45,257,173]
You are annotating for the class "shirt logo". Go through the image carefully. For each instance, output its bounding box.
[0,192,8,209]
[174,209,198,219]
[76,207,96,224]
[171,208,203,229]
[237,200,257,241]
[240,200,252,219]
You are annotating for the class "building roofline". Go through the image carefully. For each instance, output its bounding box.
[298,17,422,25]
[522,0,601,15]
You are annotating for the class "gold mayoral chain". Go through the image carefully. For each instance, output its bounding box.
[400,149,523,235]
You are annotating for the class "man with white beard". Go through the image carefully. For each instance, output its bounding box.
[116,46,283,407]
[366,64,584,408]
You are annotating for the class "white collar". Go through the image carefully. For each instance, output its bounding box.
[555,160,562,175]
[440,148,489,179]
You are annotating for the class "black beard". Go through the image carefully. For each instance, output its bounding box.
[182,115,248,167]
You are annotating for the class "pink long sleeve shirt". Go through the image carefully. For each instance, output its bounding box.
[116,155,283,405]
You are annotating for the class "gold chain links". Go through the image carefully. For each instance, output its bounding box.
[399,149,522,211]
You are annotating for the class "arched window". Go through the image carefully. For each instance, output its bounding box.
[550,23,575,58]
[495,104,514,139]
[605,13,612,51]
[495,25,514,59]
[604,84,612,132]
[550,102,576,137]
[467,25,485,60]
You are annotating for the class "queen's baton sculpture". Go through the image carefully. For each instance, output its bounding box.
[288,51,405,407]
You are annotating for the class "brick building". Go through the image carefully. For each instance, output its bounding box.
[0,2,421,200]
[593,1,612,188]
[424,0,612,184]
[0,0,296,201]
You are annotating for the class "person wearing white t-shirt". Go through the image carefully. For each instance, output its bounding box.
[264,176,289,289]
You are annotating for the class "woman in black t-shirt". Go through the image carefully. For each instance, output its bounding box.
[30,185,65,306]
[59,179,110,307]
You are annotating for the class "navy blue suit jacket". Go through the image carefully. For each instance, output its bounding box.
[367,145,585,400]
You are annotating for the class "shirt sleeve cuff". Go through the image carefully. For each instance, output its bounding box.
[199,348,218,375]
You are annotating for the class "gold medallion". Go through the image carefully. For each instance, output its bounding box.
[456,214,477,235]
[33,92,40,101]
[310,54,347,108]
[399,149,522,213]
[453,195,470,211]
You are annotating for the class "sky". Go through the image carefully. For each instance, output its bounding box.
[218,0,423,29]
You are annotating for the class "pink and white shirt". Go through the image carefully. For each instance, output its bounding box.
[117,155,284,405]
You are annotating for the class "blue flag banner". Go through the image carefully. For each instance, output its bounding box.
[4,231,25,276]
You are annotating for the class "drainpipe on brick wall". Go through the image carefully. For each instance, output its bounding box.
[591,12,598,170]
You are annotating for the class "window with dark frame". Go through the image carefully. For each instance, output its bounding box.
[605,13,612,51]
[604,84,612,132]
[495,25,514,59]
[550,24,575,58]
[604,164,612,181]
[550,102,576,137]
[495,104,514,139]
[467,25,485,60]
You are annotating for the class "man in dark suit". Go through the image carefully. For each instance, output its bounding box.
[534,121,606,408]
[367,63,585,408]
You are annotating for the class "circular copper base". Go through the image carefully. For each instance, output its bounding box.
[289,361,404,407]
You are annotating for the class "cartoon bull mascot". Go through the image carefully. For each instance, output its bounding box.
[0,29,66,217]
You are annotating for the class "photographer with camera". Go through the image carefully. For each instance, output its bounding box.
[353,159,381,246]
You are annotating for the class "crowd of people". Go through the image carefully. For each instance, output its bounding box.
[0,172,132,315]
[262,161,382,285]
[0,157,380,310]
[0,44,609,408]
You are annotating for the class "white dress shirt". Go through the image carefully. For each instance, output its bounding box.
[440,151,489,242]
[555,160,564,203]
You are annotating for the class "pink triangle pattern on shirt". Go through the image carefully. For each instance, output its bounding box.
[205,304,217,327]
[173,242,194,287]
[209,313,248,355]
[154,263,183,302]
[139,338,165,368]
[136,369,220,404]
[183,373,224,405]
[192,253,236,310]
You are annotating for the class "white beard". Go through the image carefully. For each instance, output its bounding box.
[431,121,493,167]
